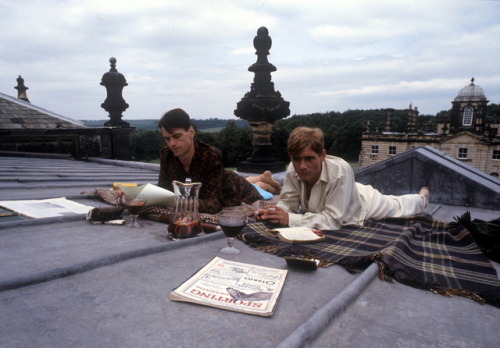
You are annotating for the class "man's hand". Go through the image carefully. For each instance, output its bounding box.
[255,205,289,227]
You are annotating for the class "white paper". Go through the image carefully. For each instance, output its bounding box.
[0,197,94,219]
[117,183,175,207]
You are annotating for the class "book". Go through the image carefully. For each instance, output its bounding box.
[170,257,288,317]
[112,182,138,190]
[268,226,326,244]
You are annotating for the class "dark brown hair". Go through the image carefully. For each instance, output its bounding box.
[158,108,192,132]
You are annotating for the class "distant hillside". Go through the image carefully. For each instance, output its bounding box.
[80,118,249,131]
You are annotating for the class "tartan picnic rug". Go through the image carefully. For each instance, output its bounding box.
[240,215,500,308]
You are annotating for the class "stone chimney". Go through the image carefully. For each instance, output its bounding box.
[14,75,30,102]
[384,108,394,132]
[407,103,419,133]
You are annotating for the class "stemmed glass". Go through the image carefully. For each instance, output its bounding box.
[217,211,248,254]
[121,194,147,228]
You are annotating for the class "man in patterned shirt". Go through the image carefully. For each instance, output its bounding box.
[157,108,281,214]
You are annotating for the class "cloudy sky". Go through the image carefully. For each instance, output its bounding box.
[1,0,499,122]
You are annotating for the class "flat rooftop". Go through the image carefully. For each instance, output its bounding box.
[0,153,498,347]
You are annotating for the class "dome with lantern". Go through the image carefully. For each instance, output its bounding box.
[454,78,487,102]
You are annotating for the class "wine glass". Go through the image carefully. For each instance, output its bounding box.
[121,194,147,228]
[217,211,248,254]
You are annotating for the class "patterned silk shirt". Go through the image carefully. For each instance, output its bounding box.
[158,140,262,214]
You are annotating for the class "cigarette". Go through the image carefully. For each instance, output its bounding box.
[267,208,276,211]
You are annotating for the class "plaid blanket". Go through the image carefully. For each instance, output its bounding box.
[240,216,500,308]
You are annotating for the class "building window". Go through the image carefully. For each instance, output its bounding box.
[371,145,378,155]
[493,150,500,160]
[458,148,468,159]
[463,107,473,126]
[389,146,396,155]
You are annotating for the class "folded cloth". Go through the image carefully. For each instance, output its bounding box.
[450,211,500,263]
[240,216,500,308]
[251,184,273,200]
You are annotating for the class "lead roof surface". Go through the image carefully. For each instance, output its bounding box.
[0,92,85,129]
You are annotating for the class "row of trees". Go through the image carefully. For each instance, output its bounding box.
[130,104,500,165]
[130,120,253,164]
[82,118,248,130]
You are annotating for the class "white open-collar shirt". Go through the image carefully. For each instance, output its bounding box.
[277,155,366,230]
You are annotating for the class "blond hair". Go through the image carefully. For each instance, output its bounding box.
[287,127,324,157]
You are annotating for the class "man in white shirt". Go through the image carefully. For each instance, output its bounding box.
[256,127,429,230]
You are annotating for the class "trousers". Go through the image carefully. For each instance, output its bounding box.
[356,183,427,221]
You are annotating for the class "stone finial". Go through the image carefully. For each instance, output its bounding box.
[109,57,118,72]
[100,57,130,127]
[253,26,273,66]
[14,75,30,102]
[235,26,290,123]
[234,27,290,173]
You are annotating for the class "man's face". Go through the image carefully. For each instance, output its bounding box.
[161,126,194,159]
[290,146,326,187]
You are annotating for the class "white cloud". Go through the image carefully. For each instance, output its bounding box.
[0,0,498,121]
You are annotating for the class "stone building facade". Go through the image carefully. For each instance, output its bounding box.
[360,79,500,178]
